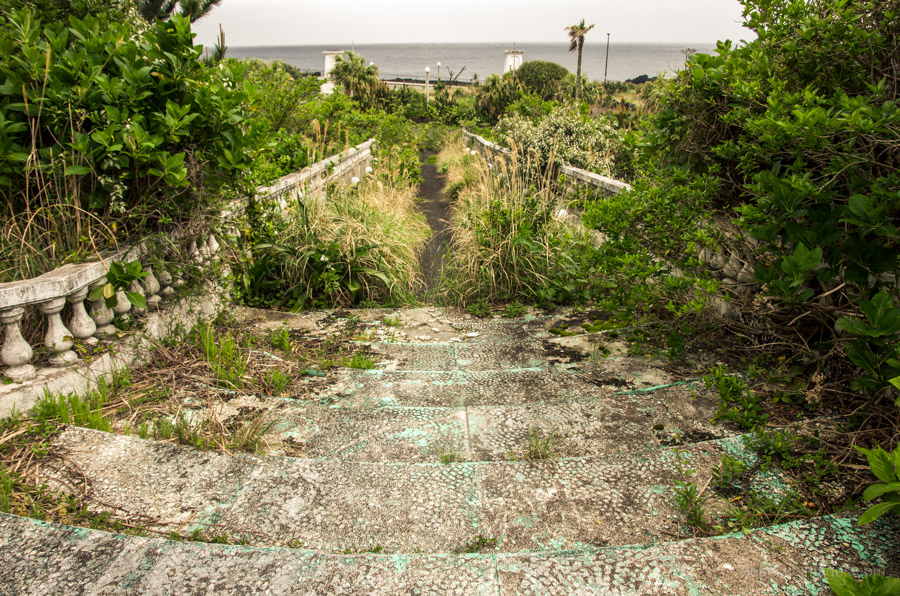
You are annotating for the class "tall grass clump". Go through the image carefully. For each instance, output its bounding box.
[438,137,599,307]
[239,169,429,309]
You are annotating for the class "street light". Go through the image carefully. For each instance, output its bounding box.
[436,61,441,82]
[424,66,430,104]
[604,33,610,82]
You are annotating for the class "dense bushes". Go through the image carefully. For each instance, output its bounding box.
[509,61,569,100]
[494,107,621,176]
[586,0,900,402]
[0,9,263,279]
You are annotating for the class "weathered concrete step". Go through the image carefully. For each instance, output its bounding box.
[2,511,897,595]
[212,381,722,462]
[368,338,603,371]
[236,305,555,345]
[315,360,687,407]
[48,428,793,554]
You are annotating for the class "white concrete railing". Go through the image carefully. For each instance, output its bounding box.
[462,130,632,196]
[256,139,376,205]
[0,238,222,383]
[0,141,376,386]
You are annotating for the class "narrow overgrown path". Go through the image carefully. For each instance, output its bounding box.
[416,151,452,296]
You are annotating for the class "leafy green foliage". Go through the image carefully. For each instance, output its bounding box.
[509,61,569,100]
[838,292,900,400]
[711,454,747,490]
[0,9,263,280]
[704,365,768,431]
[631,0,899,401]
[87,260,149,309]
[825,569,900,596]
[855,443,900,526]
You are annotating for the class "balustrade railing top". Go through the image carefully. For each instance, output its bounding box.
[462,130,631,196]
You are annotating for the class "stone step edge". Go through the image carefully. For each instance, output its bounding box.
[2,509,894,562]
[55,425,758,470]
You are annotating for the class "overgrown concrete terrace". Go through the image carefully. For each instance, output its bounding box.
[1,305,897,594]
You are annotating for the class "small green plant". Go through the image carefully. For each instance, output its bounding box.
[268,328,292,352]
[174,412,213,449]
[152,417,176,440]
[748,428,795,469]
[523,427,562,461]
[717,490,809,534]
[136,422,150,440]
[502,300,527,318]
[87,260,150,310]
[467,298,492,318]
[457,535,498,553]
[704,365,768,431]
[227,411,276,453]
[383,316,402,327]
[32,391,112,432]
[194,323,248,389]
[264,369,292,394]
[825,569,900,596]
[711,454,747,490]
[855,443,900,526]
[433,440,460,464]
[673,450,707,530]
[344,353,377,370]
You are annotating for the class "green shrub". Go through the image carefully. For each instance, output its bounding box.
[494,106,620,176]
[0,10,264,280]
[508,61,569,100]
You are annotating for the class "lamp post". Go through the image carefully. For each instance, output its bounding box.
[436,61,441,83]
[424,66,430,104]
[604,33,610,83]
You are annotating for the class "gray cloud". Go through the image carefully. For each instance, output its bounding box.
[192,0,751,47]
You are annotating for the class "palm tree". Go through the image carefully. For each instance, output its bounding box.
[565,19,595,103]
[329,52,380,100]
[136,0,223,23]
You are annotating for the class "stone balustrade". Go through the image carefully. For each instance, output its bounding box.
[0,141,376,390]
[256,139,377,206]
[0,235,221,384]
[462,130,631,197]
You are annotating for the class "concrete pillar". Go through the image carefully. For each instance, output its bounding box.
[322,50,344,94]
[504,50,523,73]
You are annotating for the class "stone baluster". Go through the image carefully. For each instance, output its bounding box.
[89,279,117,336]
[156,267,176,299]
[0,306,36,381]
[142,267,162,307]
[38,297,77,366]
[66,287,97,345]
[112,289,132,316]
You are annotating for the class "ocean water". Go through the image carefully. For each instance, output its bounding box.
[227,42,717,82]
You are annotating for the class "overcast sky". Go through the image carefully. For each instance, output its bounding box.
[192,0,751,47]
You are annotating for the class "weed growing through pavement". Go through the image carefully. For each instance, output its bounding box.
[507,427,563,461]
[456,535,498,553]
[502,300,527,318]
[672,449,707,531]
[344,353,377,369]
[268,327,292,352]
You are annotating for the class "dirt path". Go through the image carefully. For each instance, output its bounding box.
[416,151,452,296]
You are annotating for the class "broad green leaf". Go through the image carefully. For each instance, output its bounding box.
[856,446,897,483]
[858,501,900,525]
[64,165,91,175]
[825,568,862,596]
[124,291,147,310]
[862,482,900,501]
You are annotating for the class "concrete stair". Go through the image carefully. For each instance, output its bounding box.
[1,307,898,594]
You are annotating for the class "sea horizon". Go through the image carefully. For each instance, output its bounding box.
[225,41,720,82]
